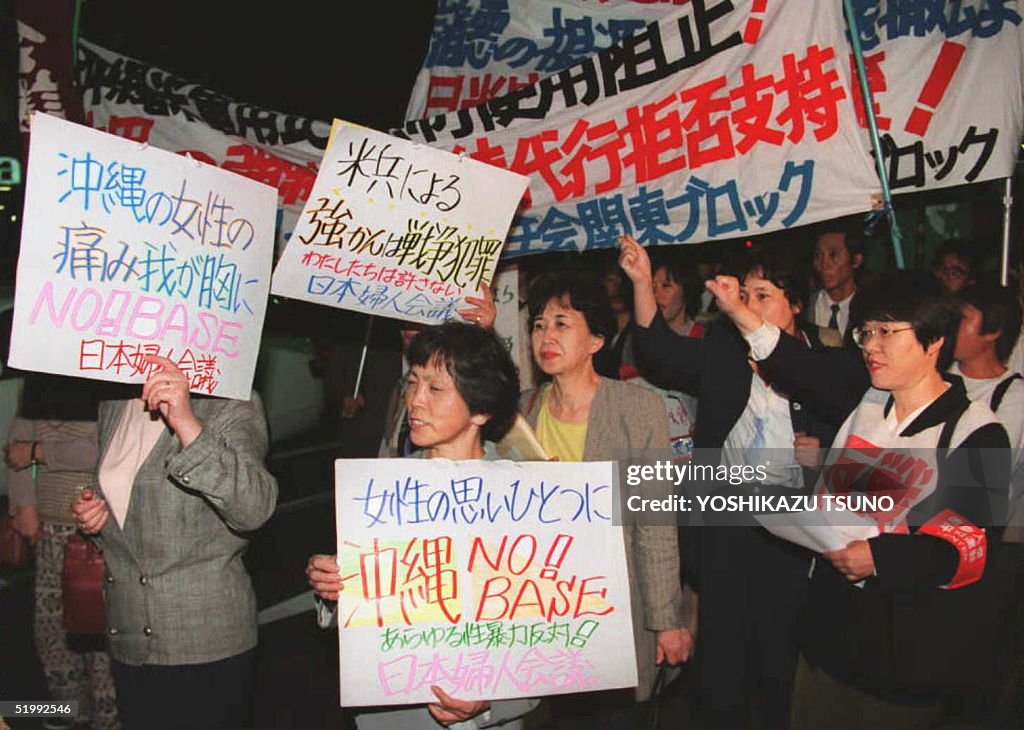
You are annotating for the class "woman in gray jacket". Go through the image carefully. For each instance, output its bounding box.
[520,269,693,724]
[71,355,278,730]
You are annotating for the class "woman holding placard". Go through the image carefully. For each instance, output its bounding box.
[71,356,278,730]
[307,322,538,729]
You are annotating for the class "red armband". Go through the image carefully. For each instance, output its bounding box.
[918,509,986,589]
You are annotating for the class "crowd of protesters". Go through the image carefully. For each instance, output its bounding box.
[5,216,1024,730]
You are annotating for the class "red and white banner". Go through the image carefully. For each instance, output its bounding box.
[397,0,1023,257]
[58,2,1022,264]
[396,0,880,257]
[845,0,1023,194]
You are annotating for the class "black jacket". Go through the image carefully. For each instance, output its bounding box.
[632,313,839,466]
[800,382,1011,698]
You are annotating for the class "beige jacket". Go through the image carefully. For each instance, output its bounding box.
[7,417,98,526]
[520,377,693,700]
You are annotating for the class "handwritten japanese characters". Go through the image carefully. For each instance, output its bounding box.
[405,0,678,119]
[396,0,880,256]
[71,3,1022,262]
[394,0,1022,255]
[9,112,276,399]
[334,458,636,706]
[271,122,529,324]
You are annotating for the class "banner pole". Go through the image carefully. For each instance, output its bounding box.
[72,0,83,60]
[353,315,374,398]
[843,0,906,269]
[1001,176,1013,287]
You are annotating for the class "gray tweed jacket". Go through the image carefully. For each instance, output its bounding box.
[94,394,278,665]
[520,377,689,701]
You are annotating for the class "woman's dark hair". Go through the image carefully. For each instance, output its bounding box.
[958,281,1023,363]
[651,253,700,319]
[527,270,616,341]
[19,373,103,421]
[857,270,960,371]
[731,248,808,310]
[406,322,519,443]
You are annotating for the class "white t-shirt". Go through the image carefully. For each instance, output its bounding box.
[721,371,803,489]
[949,363,1024,538]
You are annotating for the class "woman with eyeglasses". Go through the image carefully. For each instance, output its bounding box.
[713,269,1011,728]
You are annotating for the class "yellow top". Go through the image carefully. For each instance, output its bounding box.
[534,386,588,462]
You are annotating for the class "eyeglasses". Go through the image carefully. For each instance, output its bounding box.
[851,325,915,348]
[936,265,969,279]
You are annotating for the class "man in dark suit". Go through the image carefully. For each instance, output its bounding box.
[807,219,866,346]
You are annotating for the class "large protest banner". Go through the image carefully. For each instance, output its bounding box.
[395,0,881,258]
[333,458,634,706]
[405,0,680,119]
[398,0,1024,258]
[8,112,276,399]
[845,1,1023,193]
[66,4,1022,266]
[270,121,530,324]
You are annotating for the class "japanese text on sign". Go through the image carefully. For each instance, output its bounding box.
[9,113,275,398]
[333,458,636,706]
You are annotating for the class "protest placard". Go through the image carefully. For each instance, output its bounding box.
[270,121,530,325]
[333,458,635,706]
[8,112,276,399]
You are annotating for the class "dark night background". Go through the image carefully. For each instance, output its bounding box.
[79,0,439,131]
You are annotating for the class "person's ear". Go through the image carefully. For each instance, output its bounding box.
[852,253,864,270]
[587,334,605,355]
[980,327,1001,347]
[470,413,491,427]
[926,336,944,359]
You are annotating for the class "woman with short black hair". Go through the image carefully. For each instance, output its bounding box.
[520,267,692,724]
[404,322,519,449]
[306,322,536,730]
[712,269,1012,728]
[620,235,836,730]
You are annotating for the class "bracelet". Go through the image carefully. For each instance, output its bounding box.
[29,441,39,466]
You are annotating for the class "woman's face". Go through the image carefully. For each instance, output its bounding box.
[531,296,604,378]
[653,267,686,324]
[741,270,801,336]
[404,356,486,458]
[860,319,939,392]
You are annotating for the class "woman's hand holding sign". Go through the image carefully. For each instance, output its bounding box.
[142,355,203,447]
